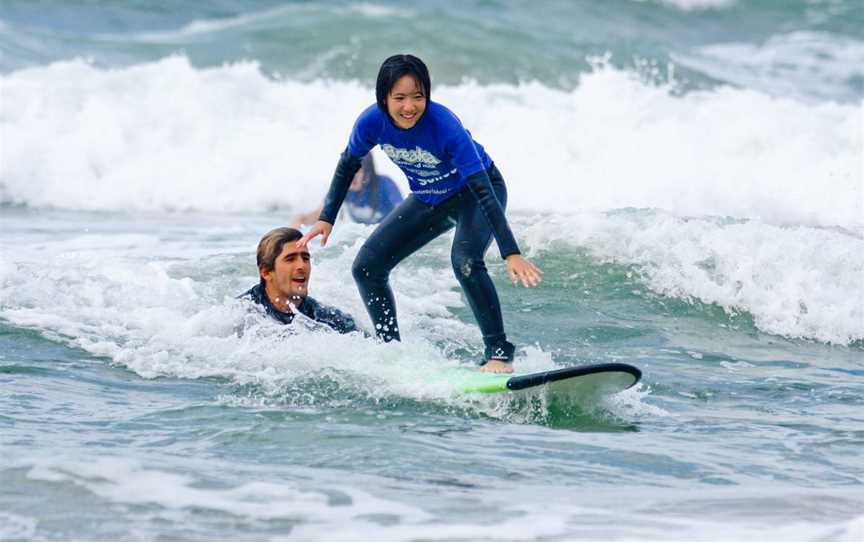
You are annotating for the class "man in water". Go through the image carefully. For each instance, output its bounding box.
[239,227,358,334]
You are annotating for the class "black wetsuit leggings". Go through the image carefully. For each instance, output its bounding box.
[351,164,515,363]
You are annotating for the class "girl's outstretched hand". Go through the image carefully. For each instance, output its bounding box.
[296,220,332,249]
[505,254,543,288]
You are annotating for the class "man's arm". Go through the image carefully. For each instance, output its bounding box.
[302,297,361,335]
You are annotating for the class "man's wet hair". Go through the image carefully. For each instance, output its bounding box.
[375,54,431,114]
[257,227,303,274]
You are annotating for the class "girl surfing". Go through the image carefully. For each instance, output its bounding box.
[298,54,542,373]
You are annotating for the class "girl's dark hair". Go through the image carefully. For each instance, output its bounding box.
[375,54,431,113]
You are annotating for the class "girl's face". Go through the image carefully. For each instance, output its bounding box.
[386,75,426,129]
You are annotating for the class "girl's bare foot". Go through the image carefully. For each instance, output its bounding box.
[480,359,514,373]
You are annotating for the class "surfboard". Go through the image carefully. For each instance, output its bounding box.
[448,363,641,399]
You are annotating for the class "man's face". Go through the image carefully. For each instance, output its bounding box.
[261,243,311,305]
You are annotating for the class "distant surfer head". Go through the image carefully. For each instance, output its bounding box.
[256,227,311,311]
[376,54,430,130]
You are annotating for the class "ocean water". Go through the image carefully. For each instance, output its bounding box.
[1,1,863,540]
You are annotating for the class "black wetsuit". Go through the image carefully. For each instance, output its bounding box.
[239,283,358,334]
[350,165,515,362]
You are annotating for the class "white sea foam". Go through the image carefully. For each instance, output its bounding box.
[19,454,864,542]
[604,383,670,419]
[0,512,37,540]
[346,2,400,17]
[1,56,860,228]
[25,456,429,523]
[635,0,737,11]
[521,210,864,345]
[674,31,864,102]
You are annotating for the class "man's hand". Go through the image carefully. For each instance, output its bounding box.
[505,254,543,287]
[296,220,332,249]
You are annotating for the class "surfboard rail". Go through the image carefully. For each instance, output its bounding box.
[454,362,642,396]
[506,362,641,391]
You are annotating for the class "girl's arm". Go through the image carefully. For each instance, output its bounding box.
[464,169,520,258]
[319,149,363,224]
[297,149,363,248]
[465,169,543,288]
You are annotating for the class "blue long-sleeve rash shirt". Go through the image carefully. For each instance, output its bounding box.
[320,101,520,258]
[348,102,492,205]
